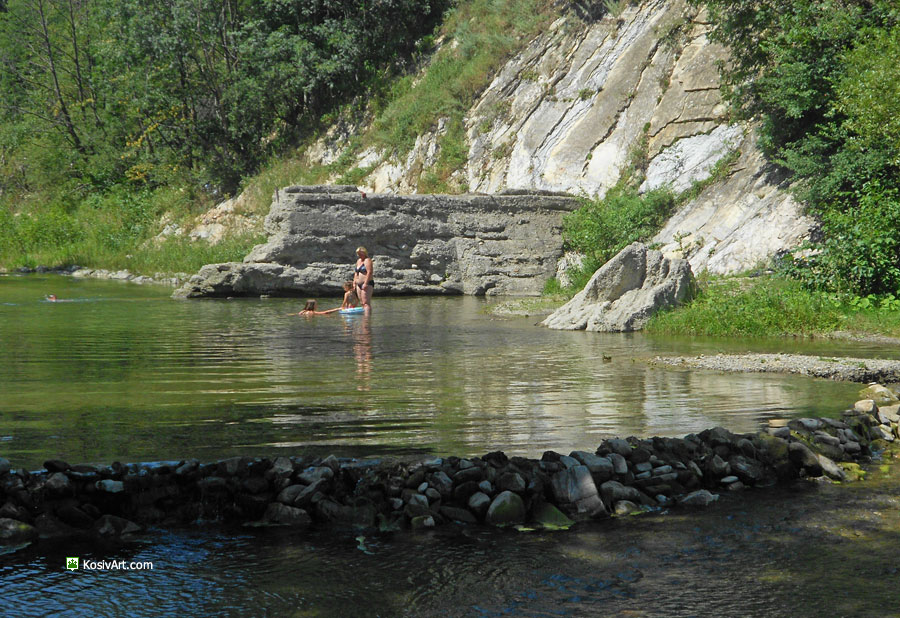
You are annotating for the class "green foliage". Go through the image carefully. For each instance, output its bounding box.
[780,181,900,296]
[562,186,676,266]
[0,0,450,198]
[695,0,900,295]
[370,0,553,157]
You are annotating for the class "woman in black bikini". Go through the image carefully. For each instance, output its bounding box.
[354,246,374,310]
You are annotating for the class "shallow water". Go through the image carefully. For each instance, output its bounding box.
[4,458,900,617]
[0,274,886,470]
[2,274,900,617]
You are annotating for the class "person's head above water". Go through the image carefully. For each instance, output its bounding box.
[303,300,317,312]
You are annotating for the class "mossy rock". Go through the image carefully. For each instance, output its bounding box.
[858,384,899,406]
[485,490,526,527]
[839,462,866,482]
[531,502,575,530]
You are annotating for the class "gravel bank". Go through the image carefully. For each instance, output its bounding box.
[650,353,900,383]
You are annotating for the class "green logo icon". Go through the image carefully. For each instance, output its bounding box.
[66,557,79,570]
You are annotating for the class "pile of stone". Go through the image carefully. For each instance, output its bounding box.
[1,384,898,545]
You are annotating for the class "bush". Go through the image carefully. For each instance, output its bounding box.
[781,181,900,296]
[563,186,676,265]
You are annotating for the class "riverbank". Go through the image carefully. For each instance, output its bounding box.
[2,385,897,548]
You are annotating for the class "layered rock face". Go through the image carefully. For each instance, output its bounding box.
[307,0,813,276]
[542,242,693,332]
[174,186,578,298]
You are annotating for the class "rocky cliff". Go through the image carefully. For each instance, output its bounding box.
[307,0,812,276]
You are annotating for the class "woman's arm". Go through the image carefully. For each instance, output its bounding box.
[364,257,373,285]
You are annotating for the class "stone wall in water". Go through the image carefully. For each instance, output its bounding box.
[1,386,897,543]
[173,186,578,298]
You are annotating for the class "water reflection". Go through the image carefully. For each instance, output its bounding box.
[344,314,372,392]
[0,276,879,469]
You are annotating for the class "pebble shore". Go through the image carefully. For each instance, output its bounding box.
[651,353,900,383]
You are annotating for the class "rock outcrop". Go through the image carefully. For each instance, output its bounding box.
[305,0,813,276]
[174,186,578,298]
[542,242,692,332]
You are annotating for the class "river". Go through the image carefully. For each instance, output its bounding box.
[1,274,898,616]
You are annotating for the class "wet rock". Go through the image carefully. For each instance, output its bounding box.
[429,471,454,496]
[95,479,125,494]
[175,460,199,477]
[0,518,37,543]
[817,455,847,482]
[263,503,312,527]
[57,505,95,529]
[467,492,491,518]
[297,466,334,485]
[410,515,435,530]
[485,491,526,526]
[599,480,642,505]
[439,506,478,524]
[614,501,639,516]
[93,514,142,539]
[570,452,614,480]
[454,481,482,503]
[43,460,70,473]
[702,427,736,448]
[0,458,11,476]
[551,466,607,518]
[706,454,730,478]
[478,480,493,495]
[677,490,719,507]
[609,453,628,475]
[728,455,765,485]
[788,442,823,477]
[532,502,575,530]
[45,472,73,496]
[407,493,429,509]
[277,484,306,505]
[605,439,632,458]
[497,472,526,494]
[453,466,483,483]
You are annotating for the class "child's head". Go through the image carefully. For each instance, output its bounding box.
[303,299,317,311]
[343,280,354,292]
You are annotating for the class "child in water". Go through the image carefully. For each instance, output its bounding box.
[298,282,357,315]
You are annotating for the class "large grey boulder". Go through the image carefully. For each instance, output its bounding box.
[542,242,692,332]
[174,186,577,298]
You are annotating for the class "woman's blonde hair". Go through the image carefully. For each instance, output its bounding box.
[355,246,368,257]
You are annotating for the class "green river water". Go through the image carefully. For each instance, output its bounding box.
[1,274,899,616]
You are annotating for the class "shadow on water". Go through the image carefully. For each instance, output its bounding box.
[3,457,899,617]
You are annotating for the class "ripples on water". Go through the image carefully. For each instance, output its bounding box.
[4,465,900,617]
[0,275,876,469]
[2,275,899,616]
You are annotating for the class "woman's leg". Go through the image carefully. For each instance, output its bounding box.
[359,283,373,308]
